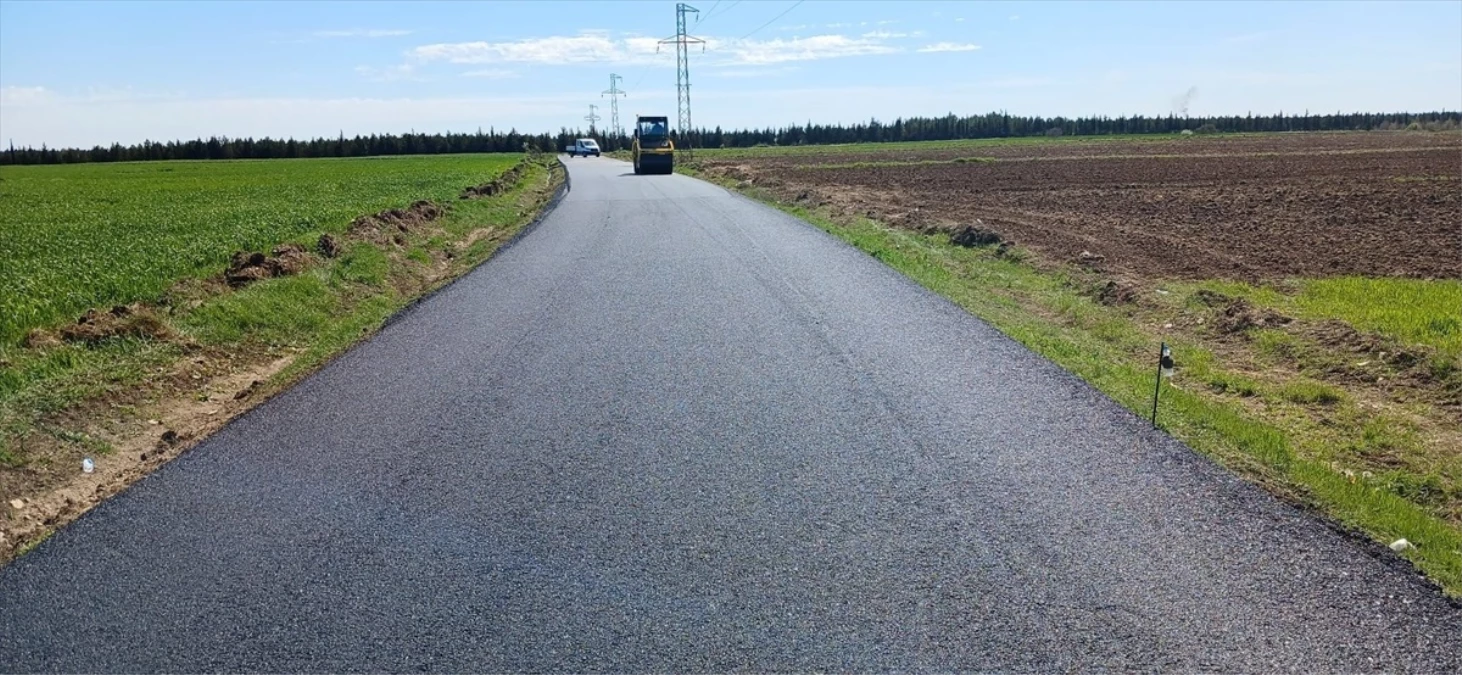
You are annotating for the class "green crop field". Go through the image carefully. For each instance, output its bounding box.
[0,155,521,345]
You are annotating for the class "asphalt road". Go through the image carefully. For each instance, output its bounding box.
[3,157,1459,672]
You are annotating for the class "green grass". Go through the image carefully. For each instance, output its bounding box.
[179,274,342,346]
[1189,277,1462,360]
[334,243,392,287]
[704,172,1462,596]
[1297,278,1462,357]
[1275,379,1346,405]
[0,154,522,345]
[1203,371,1261,397]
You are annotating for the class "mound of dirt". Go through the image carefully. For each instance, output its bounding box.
[60,304,172,345]
[349,201,445,241]
[949,222,1003,248]
[317,233,342,259]
[790,189,823,207]
[225,244,311,288]
[460,183,504,199]
[1306,319,1430,370]
[1192,289,1232,307]
[1095,278,1142,305]
[1076,250,1106,268]
[699,164,747,183]
[1213,298,1293,333]
[1308,319,1389,354]
[460,163,528,199]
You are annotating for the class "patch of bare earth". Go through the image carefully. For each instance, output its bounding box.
[709,135,1461,281]
[1,352,295,557]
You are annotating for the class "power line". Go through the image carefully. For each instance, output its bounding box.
[695,0,720,26]
[700,0,740,25]
[737,0,804,40]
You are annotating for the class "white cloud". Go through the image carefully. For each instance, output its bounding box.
[314,29,413,38]
[1009,15,1020,21]
[707,35,900,66]
[409,33,667,66]
[409,32,900,70]
[861,30,911,39]
[955,18,966,23]
[461,69,519,79]
[0,85,186,106]
[917,42,982,53]
[778,24,809,32]
[0,86,55,106]
[826,22,852,28]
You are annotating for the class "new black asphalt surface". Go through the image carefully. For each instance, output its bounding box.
[3,157,1460,672]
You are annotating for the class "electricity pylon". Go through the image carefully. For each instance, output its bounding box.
[602,74,627,137]
[584,104,601,135]
[658,3,705,156]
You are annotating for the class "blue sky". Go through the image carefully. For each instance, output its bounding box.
[1,0,1459,147]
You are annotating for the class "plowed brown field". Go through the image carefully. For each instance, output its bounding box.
[702,132,1462,280]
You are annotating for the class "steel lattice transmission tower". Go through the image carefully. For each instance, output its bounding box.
[658,3,705,155]
[584,104,601,135]
[602,73,627,138]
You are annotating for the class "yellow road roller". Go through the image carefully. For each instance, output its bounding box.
[632,115,674,175]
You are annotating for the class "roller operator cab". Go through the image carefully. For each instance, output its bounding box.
[569,138,600,157]
[632,116,674,175]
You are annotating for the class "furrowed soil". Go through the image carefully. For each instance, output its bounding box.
[707,132,1461,281]
[692,131,1462,595]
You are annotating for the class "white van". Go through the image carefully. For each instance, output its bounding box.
[569,139,601,157]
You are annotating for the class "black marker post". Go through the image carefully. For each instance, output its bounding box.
[1151,342,1174,428]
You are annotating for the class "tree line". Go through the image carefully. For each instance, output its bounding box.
[3,111,1458,165]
